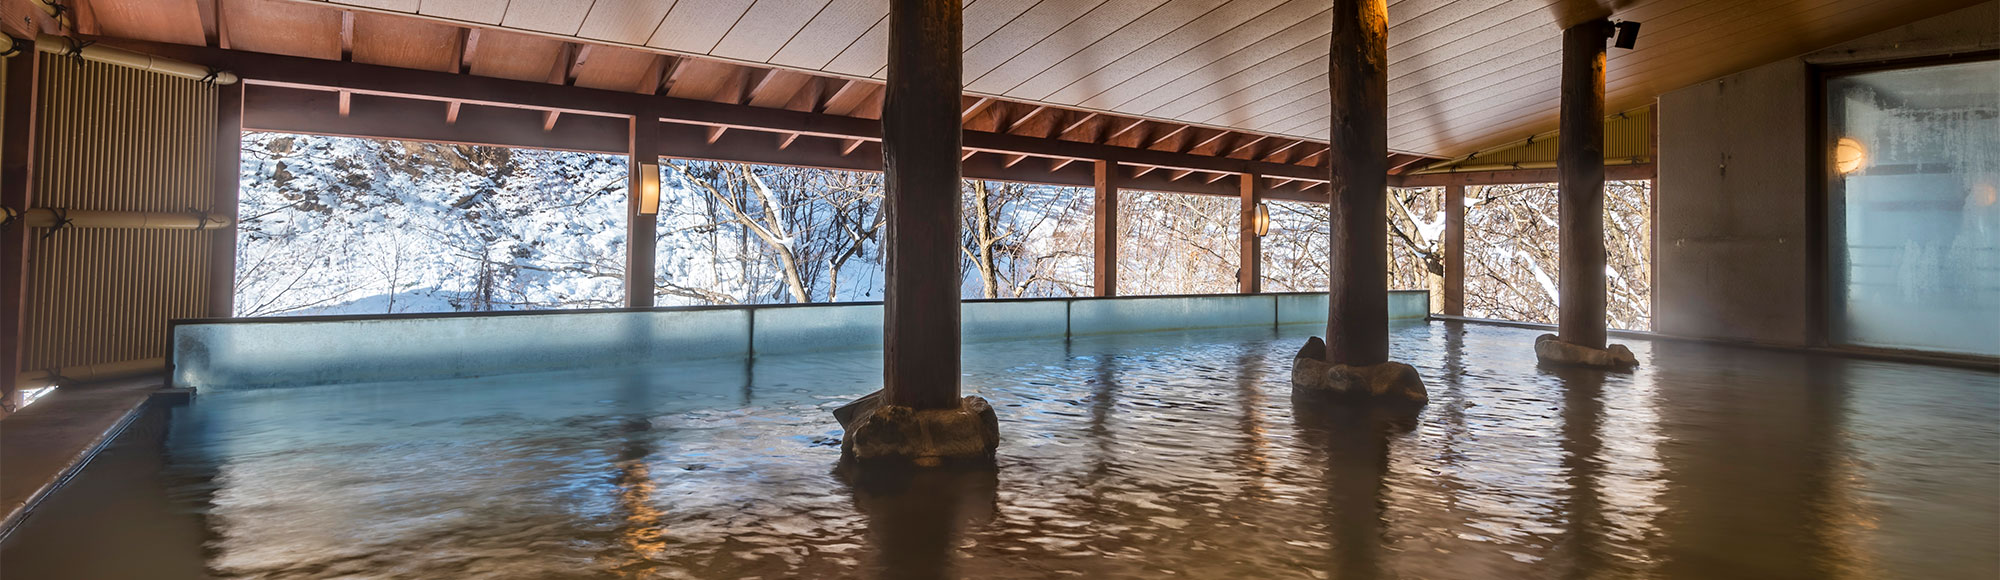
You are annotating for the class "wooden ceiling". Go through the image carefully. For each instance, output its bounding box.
[28,0,1985,159]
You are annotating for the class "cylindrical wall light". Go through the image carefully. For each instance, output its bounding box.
[638,162,661,215]
[1253,202,1270,237]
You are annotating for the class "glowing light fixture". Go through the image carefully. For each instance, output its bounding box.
[638,162,661,215]
[1253,202,1271,237]
[1834,137,1867,175]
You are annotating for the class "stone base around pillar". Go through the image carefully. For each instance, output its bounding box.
[1290,337,1428,404]
[1534,333,1638,369]
[835,391,1000,466]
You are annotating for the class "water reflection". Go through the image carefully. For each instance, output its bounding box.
[1293,393,1419,580]
[842,463,999,580]
[3,324,1995,580]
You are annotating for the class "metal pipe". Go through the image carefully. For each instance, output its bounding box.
[33,34,238,84]
[1404,156,1648,176]
[10,207,233,230]
[16,357,166,390]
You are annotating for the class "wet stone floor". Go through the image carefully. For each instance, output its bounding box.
[2,322,1996,579]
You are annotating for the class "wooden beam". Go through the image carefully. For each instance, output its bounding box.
[881,0,963,411]
[776,131,801,150]
[541,110,560,131]
[1443,183,1465,316]
[1007,105,1049,133]
[445,100,461,124]
[2,39,42,415]
[960,96,996,122]
[626,111,659,308]
[458,28,480,74]
[548,42,577,85]
[566,45,592,85]
[337,90,350,116]
[195,0,217,46]
[1392,164,1653,187]
[840,138,864,156]
[1049,158,1076,172]
[1093,161,1117,297]
[245,87,629,154]
[339,11,353,61]
[1324,0,1391,366]
[1203,172,1229,184]
[961,149,977,161]
[98,37,1337,183]
[1239,173,1261,294]
[704,125,727,144]
[1059,112,1098,137]
[1556,19,1612,350]
[1001,153,1027,168]
[211,82,243,318]
[1226,134,1269,158]
[1167,169,1193,182]
[1261,139,1305,163]
[1130,165,1158,179]
[824,79,871,116]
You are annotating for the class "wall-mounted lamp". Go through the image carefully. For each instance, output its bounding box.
[1253,202,1270,237]
[638,162,661,215]
[1612,21,1641,50]
[1834,137,1867,175]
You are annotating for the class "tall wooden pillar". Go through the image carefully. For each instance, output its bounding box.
[881,0,962,410]
[626,113,659,308]
[1324,0,1390,366]
[1093,160,1117,297]
[1238,174,1261,294]
[1557,20,1611,349]
[1,44,39,414]
[209,82,243,318]
[1442,182,1465,316]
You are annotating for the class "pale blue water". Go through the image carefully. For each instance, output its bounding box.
[5,322,1997,579]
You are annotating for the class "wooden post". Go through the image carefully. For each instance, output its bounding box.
[881,0,962,410]
[1558,19,1611,350]
[1093,160,1117,297]
[1324,0,1390,366]
[209,82,243,318]
[1238,173,1261,294]
[626,113,658,308]
[1,45,39,414]
[1443,182,1465,316]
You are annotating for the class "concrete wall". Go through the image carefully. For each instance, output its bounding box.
[1655,1,1998,346]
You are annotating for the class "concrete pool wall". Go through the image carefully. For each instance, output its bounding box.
[170,291,1430,390]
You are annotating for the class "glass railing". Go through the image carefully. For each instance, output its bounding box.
[172,291,1429,390]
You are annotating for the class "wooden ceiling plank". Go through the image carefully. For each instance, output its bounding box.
[1040,0,1296,104]
[1117,22,1329,117]
[648,0,759,55]
[967,0,1170,94]
[713,0,837,63]
[211,0,340,60]
[1007,0,1235,100]
[769,1,882,70]
[349,12,462,73]
[576,0,675,45]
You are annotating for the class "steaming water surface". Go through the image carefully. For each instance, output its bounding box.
[4,322,1995,579]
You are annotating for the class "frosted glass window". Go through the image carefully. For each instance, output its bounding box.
[1828,60,2000,356]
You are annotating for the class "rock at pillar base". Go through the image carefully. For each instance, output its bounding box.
[837,393,1000,465]
[1533,333,1638,370]
[1290,336,1428,404]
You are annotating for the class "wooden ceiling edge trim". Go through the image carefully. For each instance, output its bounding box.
[110,36,1351,182]
[206,2,1454,157]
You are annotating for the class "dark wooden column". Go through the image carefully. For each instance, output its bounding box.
[1,45,39,414]
[209,82,243,318]
[1324,0,1390,366]
[1442,182,1465,316]
[881,0,962,410]
[1238,173,1261,294]
[1557,19,1611,349]
[626,113,659,308]
[1093,160,1117,297]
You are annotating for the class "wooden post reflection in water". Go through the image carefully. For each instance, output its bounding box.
[844,465,999,580]
[1294,394,1418,580]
